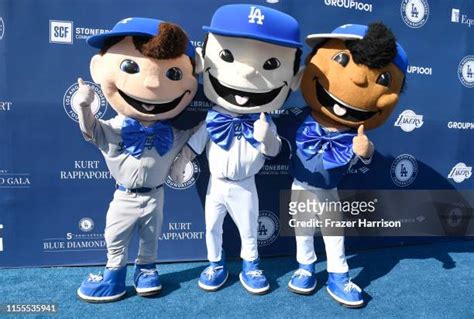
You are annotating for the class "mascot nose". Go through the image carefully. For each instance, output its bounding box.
[349,67,369,86]
[237,64,258,80]
[144,75,160,89]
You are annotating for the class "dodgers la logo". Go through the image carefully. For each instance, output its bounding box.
[63,81,107,122]
[257,210,280,247]
[248,7,265,25]
[394,110,424,132]
[458,56,474,88]
[448,163,472,183]
[391,154,418,187]
[79,217,95,232]
[446,207,463,228]
[401,0,429,28]
[166,159,200,190]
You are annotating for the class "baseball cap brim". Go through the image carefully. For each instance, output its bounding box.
[203,26,303,48]
[87,31,155,49]
[305,33,363,48]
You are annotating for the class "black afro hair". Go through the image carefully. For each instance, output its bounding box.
[345,22,397,69]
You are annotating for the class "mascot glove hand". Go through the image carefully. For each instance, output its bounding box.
[352,125,373,159]
[76,78,95,107]
[169,145,195,184]
[253,113,271,143]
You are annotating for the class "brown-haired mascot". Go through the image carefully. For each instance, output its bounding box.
[75,18,198,303]
[286,23,408,307]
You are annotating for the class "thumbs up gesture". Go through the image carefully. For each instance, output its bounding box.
[76,78,95,107]
[253,112,270,143]
[352,125,373,158]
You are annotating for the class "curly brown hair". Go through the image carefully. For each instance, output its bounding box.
[99,22,193,67]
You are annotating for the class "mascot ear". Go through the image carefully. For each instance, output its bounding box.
[194,47,205,74]
[290,66,305,91]
[90,54,105,84]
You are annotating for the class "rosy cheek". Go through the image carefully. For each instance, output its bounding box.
[181,75,198,90]
[376,93,398,110]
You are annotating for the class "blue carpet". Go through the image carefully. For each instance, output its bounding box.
[1,240,473,318]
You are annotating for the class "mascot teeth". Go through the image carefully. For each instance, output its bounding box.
[141,104,155,111]
[333,103,347,116]
[235,95,250,105]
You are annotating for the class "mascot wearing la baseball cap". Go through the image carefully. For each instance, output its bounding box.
[286,23,407,307]
[171,4,303,294]
[75,17,197,302]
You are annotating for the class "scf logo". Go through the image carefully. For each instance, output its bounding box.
[401,0,429,28]
[0,224,4,252]
[448,163,472,183]
[49,20,73,44]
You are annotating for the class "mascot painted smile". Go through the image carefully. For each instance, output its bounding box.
[172,4,303,294]
[75,17,197,303]
[286,23,407,307]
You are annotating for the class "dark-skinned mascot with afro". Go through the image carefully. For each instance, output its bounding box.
[285,23,408,307]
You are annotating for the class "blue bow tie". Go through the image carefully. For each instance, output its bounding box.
[121,117,174,158]
[206,109,262,150]
[296,115,355,169]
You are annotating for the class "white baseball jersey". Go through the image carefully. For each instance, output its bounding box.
[186,106,278,181]
[79,110,190,189]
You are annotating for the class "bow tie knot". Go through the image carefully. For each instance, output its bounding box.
[143,126,154,135]
[206,109,262,150]
[296,115,355,169]
[121,117,174,158]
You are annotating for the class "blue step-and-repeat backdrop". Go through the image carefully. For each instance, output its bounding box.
[0,0,473,267]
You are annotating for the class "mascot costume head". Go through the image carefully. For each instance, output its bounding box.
[87,17,197,123]
[302,23,408,130]
[196,4,303,114]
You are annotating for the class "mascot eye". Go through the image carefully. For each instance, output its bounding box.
[263,58,281,70]
[376,72,392,87]
[332,52,350,67]
[120,59,140,74]
[166,67,183,81]
[219,49,234,63]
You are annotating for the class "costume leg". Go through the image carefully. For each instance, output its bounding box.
[205,176,228,262]
[323,236,349,273]
[291,180,317,265]
[105,190,140,268]
[319,188,349,273]
[226,177,259,262]
[136,188,164,265]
